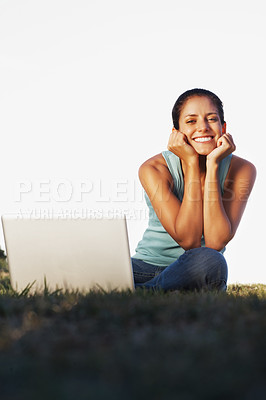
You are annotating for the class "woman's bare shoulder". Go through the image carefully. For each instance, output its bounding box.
[139,153,169,172]
[229,155,256,175]
[226,154,257,186]
[138,153,172,184]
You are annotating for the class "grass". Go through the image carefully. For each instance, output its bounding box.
[0,257,266,400]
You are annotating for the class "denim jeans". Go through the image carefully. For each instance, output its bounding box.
[131,247,228,292]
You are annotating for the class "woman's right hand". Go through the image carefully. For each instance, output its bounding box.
[167,128,198,165]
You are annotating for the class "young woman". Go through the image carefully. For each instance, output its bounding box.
[131,88,256,291]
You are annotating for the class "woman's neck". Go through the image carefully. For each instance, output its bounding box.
[180,155,207,180]
[199,155,207,176]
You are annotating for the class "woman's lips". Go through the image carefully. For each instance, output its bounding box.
[193,136,214,143]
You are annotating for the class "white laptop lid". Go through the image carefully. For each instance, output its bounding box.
[1,214,134,293]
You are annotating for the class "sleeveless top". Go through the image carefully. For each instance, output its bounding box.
[132,151,233,266]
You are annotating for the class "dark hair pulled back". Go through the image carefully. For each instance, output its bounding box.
[172,88,225,130]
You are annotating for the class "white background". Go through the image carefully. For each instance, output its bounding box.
[0,0,265,283]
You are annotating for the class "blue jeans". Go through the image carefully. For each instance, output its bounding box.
[131,247,228,292]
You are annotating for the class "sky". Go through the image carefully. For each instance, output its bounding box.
[0,0,265,283]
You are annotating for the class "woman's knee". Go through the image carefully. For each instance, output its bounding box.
[200,247,228,288]
[180,247,228,289]
[183,246,226,263]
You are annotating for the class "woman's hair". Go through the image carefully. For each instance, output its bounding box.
[172,88,225,129]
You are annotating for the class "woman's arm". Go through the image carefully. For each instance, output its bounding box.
[139,157,202,250]
[139,131,203,250]
[204,160,231,250]
[175,158,203,249]
[203,135,256,250]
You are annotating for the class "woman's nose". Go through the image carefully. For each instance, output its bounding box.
[197,120,209,132]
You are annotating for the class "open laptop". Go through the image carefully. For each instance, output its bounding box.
[1,214,135,293]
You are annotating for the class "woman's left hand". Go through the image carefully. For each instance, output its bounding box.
[207,133,236,164]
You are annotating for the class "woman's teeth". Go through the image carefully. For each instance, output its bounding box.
[194,136,213,143]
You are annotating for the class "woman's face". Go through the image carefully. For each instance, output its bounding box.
[178,95,226,155]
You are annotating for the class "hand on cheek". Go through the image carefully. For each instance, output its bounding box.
[167,128,199,165]
[207,133,236,163]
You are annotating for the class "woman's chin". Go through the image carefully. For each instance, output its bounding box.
[193,144,216,156]
[196,150,213,156]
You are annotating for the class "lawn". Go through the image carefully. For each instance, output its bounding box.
[0,256,265,400]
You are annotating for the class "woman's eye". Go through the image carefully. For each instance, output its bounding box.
[186,120,196,124]
[208,118,218,122]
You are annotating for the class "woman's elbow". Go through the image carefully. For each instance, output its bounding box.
[172,227,202,251]
[204,242,225,252]
[204,235,234,252]
[177,238,202,251]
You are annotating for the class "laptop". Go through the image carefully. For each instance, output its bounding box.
[1,214,135,293]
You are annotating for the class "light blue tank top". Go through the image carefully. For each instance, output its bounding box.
[132,151,232,266]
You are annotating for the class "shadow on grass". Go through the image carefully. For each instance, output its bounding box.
[0,263,266,400]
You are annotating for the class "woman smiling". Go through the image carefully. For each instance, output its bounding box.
[131,88,256,291]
